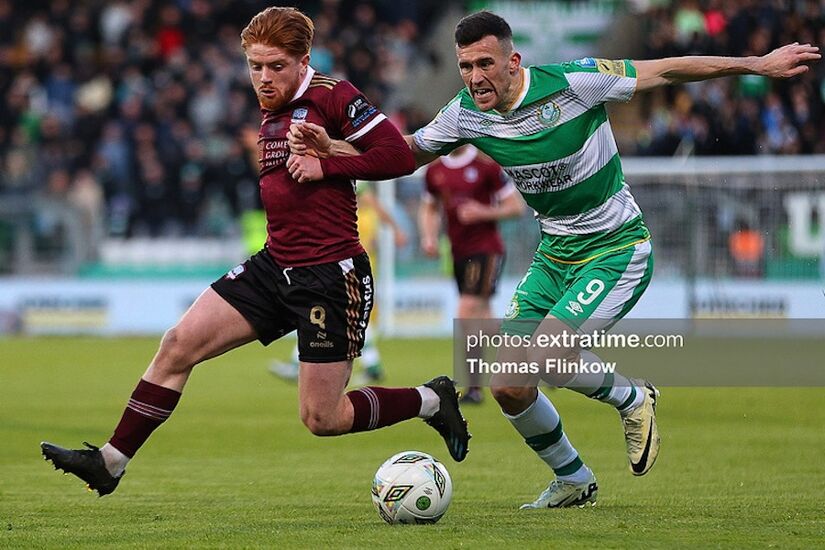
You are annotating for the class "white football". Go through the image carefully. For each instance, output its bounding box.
[371,450,453,524]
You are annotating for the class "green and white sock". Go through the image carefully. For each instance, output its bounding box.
[504,390,593,484]
[565,350,643,415]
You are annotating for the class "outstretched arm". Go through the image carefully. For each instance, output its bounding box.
[404,135,442,169]
[634,42,820,93]
[288,123,442,169]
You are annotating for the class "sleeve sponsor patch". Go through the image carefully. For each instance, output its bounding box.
[573,57,597,68]
[595,59,627,77]
[346,95,378,128]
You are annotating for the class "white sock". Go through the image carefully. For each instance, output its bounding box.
[291,344,300,366]
[416,386,440,418]
[361,326,381,370]
[564,350,604,395]
[100,443,130,477]
[504,390,592,484]
[566,350,643,415]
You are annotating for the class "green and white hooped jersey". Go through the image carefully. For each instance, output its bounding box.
[414,58,649,263]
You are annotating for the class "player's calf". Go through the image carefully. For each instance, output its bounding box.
[490,384,537,415]
[344,377,471,461]
[301,405,351,436]
[145,326,204,386]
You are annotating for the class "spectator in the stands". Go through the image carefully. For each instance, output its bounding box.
[637,0,824,156]
[0,1,434,241]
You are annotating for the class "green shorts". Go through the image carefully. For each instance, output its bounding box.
[501,240,653,336]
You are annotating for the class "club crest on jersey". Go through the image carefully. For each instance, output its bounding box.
[291,107,308,123]
[504,297,520,319]
[537,100,561,127]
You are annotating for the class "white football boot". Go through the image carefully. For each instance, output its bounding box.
[622,380,660,476]
[520,473,598,509]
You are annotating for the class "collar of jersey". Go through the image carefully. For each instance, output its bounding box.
[492,67,530,115]
[289,65,316,103]
[520,64,571,107]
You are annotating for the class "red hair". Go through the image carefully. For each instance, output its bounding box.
[240,6,314,56]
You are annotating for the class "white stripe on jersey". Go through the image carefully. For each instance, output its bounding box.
[564,71,635,108]
[536,184,641,236]
[346,113,387,142]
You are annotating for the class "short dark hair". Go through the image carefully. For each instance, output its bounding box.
[454,10,512,47]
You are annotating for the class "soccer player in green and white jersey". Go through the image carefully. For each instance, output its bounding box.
[285,10,819,509]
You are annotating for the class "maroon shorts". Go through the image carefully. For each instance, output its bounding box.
[453,253,504,297]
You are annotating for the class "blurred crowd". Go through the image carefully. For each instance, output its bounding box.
[635,0,825,155]
[0,0,437,241]
[2,0,825,248]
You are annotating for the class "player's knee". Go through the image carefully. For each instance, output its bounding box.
[300,408,341,436]
[491,385,536,414]
[155,326,197,373]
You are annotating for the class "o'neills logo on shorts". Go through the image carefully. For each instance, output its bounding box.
[309,340,334,348]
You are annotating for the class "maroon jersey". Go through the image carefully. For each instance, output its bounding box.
[257,67,405,267]
[424,146,512,259]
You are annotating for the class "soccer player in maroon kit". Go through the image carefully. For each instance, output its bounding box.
[419,145,524,403]
[40,7,470,497]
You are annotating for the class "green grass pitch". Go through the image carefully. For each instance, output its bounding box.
[1,336,824,548]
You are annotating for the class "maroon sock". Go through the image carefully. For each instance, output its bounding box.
[108,379,181,458]
[346,387,422,433]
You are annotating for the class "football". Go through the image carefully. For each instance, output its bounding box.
[371,450,453,525]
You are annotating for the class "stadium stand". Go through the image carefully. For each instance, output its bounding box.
[0,0,823,277]
[633,0,825,156]
[0,1,438,260]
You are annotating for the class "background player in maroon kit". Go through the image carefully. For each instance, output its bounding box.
[419,145,524,403]
[40,6,470,497]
